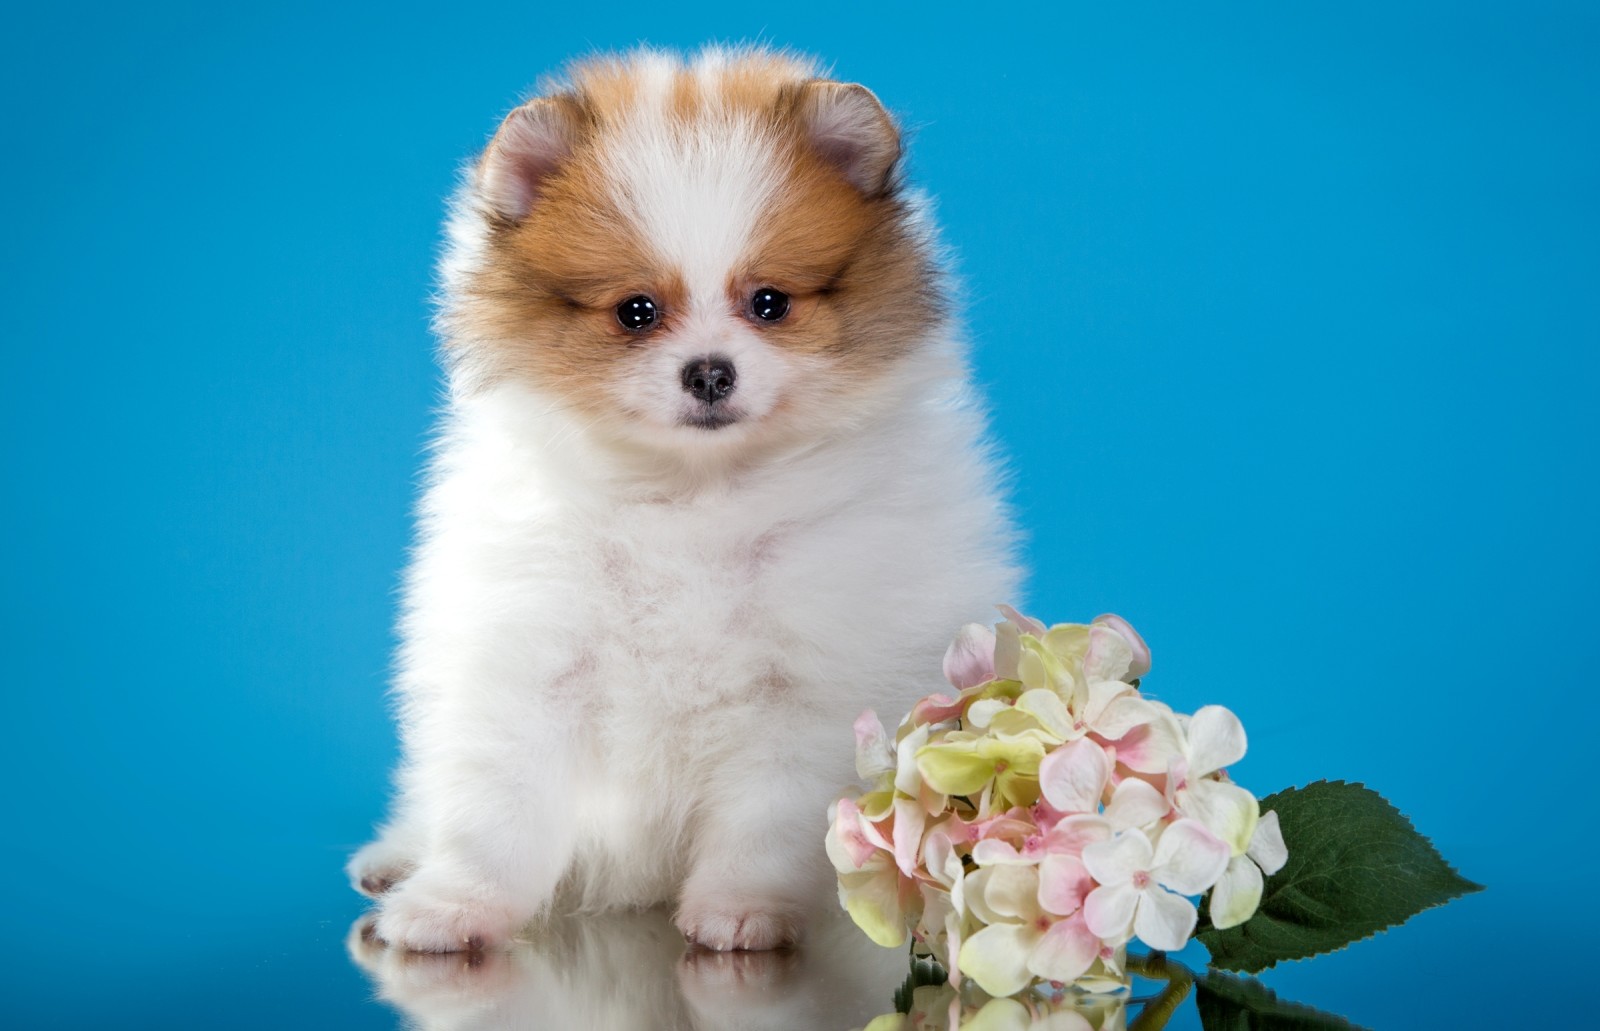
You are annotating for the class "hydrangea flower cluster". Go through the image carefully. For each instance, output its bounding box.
[826,608,1287,998]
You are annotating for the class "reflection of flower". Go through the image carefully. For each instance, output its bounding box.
[828,608,1282,998]
[855,977,1129,1031]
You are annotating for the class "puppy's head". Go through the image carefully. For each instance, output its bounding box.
[442,49,945,457]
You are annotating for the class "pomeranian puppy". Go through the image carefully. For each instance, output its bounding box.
[349,46,1017,953]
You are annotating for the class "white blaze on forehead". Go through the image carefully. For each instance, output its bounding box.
[598,63,785,305]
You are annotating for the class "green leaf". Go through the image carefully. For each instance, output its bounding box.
[1195,969,1370,1031]
[1196,780,1483,973]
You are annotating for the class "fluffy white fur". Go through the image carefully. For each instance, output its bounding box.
[350,48,1018,953]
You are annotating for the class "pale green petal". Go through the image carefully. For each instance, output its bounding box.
[1208,854,1264,930]
[856,789,896,822]
[840,868,909,948]
[959,922,1041,998]
[1041,623,1091,664]
[918,741,996,796]
[980,863,1043,921]
[1014,688,1075,738]
[1179,779,1260,857]
[1018,635,1071,695]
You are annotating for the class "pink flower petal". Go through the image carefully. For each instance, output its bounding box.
[1093,613,1151,679]
[1039,738,1111,814]
[1028,911,1101,984]
[834,798,879,869]
[1037,854,1095,916]
[1113,712,1184,775]
[996,604,1047,636]
[942,623,998,690]
[1043,814,1113,857]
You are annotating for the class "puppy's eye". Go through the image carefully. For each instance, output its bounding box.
[750,288,790,323]
[615,295,657,332]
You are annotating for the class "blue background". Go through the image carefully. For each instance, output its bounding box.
[4,2,1594,1026]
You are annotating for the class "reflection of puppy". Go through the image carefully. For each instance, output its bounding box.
[346,907,908,1030]
[348,46,1016,953]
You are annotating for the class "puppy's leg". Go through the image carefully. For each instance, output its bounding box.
[373,692,580,953]
[675,726,835,951]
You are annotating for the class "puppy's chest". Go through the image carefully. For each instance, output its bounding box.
[577,508,801,708]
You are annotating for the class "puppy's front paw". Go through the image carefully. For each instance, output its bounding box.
[373,869,523,953]
[674,895,802,952]
[348,837,417,898]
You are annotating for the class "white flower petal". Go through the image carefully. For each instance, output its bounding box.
[1179,778,1260,857]
[972,838,1032,866]
[1093,613,1151,678]
[1083,882,1139,942]
[1082,623,1134,683]
[894,722,931,797]
[1133,887,1198,951]
[994,620,1022,680]
[1185,705,1247,777]
[892,797,927,878]
[1150,818,1231,895]
[1248,810,1288,875]
[1104,777,1169,831]
[964,867,1001,925]
[853,710,896,781]
[1082,827,1154,886]
[959,922,1041,998]
[1039,738,1111,813]
[1209,855,1264,930]
[1090,694,1158,741]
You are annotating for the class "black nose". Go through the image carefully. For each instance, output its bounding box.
[682,357,737,403]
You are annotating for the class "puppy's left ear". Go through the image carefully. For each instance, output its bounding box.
[795,81,901,197]
[477,96,584,221]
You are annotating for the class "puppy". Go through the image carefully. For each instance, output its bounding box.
[349,46,1017,953]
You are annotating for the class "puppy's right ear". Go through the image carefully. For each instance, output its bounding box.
[477,97,582,221]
